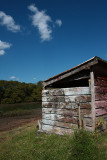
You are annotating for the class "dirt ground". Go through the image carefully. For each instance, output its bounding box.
[0,108,42,132]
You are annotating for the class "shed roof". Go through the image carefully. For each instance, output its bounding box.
[43,56,107,87]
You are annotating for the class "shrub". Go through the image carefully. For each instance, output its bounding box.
[70,129,99,160]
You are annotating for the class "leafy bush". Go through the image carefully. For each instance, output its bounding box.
[70,129,99,160]
[0,80,42,104]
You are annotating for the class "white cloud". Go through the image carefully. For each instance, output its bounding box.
[9,76,20,81]
[33,77,36,80]
[9,76,16,79]
[0,50,5,55]
[28,4,52,41]
[0,40,12,56]
[0,11,20,32]
[55,19,62,27]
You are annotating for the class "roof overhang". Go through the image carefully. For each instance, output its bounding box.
[43,56,107,87]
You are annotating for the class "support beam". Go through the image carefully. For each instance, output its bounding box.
[90,71,95,132]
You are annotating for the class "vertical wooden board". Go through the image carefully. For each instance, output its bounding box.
[90,71,95,132]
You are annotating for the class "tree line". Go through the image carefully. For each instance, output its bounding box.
[0,80,42,104]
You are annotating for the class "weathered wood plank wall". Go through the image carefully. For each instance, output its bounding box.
[41,87,92,135]
[94,77,107,122]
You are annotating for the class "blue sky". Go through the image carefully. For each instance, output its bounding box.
[0,0,107,83]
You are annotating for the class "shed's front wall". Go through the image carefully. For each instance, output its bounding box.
[41,87,92,135]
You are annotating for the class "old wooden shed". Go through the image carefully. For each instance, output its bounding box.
[39,56,107,135]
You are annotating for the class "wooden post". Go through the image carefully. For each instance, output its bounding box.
[90,71,95,132]
[78,103,82,129]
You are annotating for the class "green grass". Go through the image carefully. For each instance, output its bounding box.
[0,124,107,160]
[0,109,33,117]
[0,103,41,117]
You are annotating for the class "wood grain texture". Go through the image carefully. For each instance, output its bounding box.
[42,87,90,96]
[95,101,107,108]
[94,78,107,87]
[42,95,91,103]
[42,102,91,109]
[84,118,93,127]
[95,86,107,94]
[96,108,107,117]
[42,124,73,135]
[41,86,92,134]
[90,71,95,132]
[42,108,91,117]
[94,76,107,120]
[95,93,107,101]
[42,113,78,123]
[42,119,78,129]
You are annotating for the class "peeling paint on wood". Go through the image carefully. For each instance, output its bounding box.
[96,108,107,116]
[42,113,78,123]
[41,86,92,134]
[95,93,107,101]
[42,102,91,109]
[42,124,73,135]
[84,118,93,127]
[42,87,90,96]
[95,101,107,108]
[42,95,91,103]
[94,78,107,87]
[95,86,107,94]
[94,76,107,122]
[85,126,93,132]
[42,119,78,129]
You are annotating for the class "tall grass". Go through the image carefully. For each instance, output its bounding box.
[0,124,107,160]
[70,129,99,160]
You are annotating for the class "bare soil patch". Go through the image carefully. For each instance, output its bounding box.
[0,108,42,132]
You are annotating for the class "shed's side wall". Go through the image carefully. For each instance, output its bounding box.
[94,76,107,127]
[41,87,91,135]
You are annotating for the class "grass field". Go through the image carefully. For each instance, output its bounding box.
[0,102,41,117]
[0,123,107,160]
